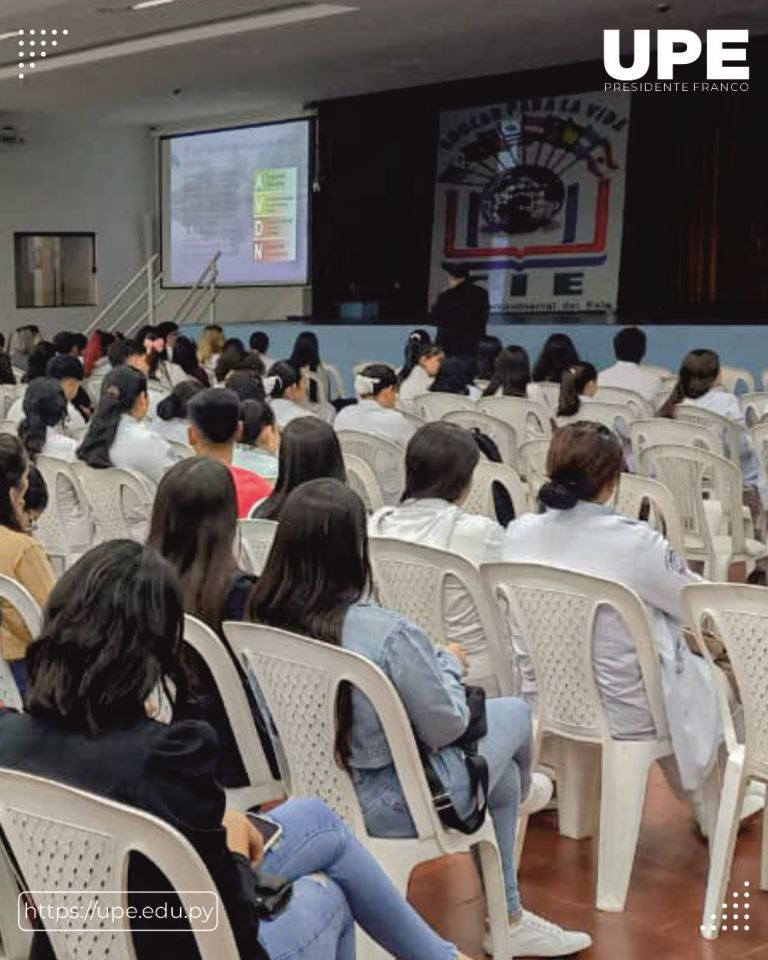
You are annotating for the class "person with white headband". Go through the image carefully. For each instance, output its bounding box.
[334,364,415,504]
[266,360,317,427]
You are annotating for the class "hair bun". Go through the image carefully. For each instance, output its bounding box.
[538,479,579,510]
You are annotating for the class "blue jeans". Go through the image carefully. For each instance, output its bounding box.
[357,696,532,915]
[259,797,456,960]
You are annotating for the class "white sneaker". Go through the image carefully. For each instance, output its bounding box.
[483,910,592,957]
[519,773,554,816]
[694,780,765,838]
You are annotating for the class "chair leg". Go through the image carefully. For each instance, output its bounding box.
[700,754,746,940]
[556,740,601,840]
[477,835,511,960]
[760,793,768,892]
[596,742,653,912]
[0,848,32,960]
[514,811,529,869]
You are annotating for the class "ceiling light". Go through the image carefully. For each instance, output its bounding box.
[0,31,20,41]
[131,0,179,8]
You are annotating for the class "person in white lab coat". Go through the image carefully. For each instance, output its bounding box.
[370,421,506,689]
[334,365,415,505]
[398,333,444,410]
[660,348,767,506]
[77,365,178,487]
[503,421,724,801]
[267,360,318,428]
[18,378,93,552]
[599,327,662,407]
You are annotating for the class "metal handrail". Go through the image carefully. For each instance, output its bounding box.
[83,254,160,337]
[169,252,221,327]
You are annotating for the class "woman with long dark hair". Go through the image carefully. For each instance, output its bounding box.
[398,328,432,384]
[531,333,579,384]
[234,399,280,480]
[159,335,210,388]
[77,365,177,484]
[249,478,590,958]
[482,345,532,399]
[0,435,55,695]
[475,335,503,383]
[253,416,346,520]
[399,342,444,410]
[289,330,328,403]
[0,539,475,960]
[18,378,77,461]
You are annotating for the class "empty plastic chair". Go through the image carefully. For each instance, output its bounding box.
[237,518,277,575]
[344,454,385,513]
[478,395,551,443]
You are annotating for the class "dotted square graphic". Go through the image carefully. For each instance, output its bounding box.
[16,28,69,79]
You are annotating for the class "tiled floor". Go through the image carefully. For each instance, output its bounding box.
[409,767,765,958]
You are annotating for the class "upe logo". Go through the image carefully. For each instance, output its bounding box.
[603,29,749,81]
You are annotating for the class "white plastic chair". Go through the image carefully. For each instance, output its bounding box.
[676,405,745,466]
[0,418,17,436]
[683,583,768,940]
[739,391,768,428]
[224,622,511,959]
[0,769,241,960]
[237,518,277,575]
[630,417,723,460]
[322,362,345,400]
[639,443,768,580]
[594,386,652,418]
[642,364,675,380]
[368,537,517,697]
[556,401,636,436]
[0,385,23,418]
[720,366,755,395]
[336,430,406,506]
[442,409,520,471]
[306,369,329,407]
[614,473,687,558]
[530,381,560,410]
[482,562,703,911]
[464,459,530,522]
[168,439,195,459]
[478,395,551,442]
[344,454,385,513]
[414,391,476,421]
[35,455,94,573]
[518,437,550,504]
[394,405,427,432]
[751,423,768,486]
[0,574,41,710]
[69,462,155,543]
[183,615,285,810]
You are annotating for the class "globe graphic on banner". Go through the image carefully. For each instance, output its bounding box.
[480,165,565,234]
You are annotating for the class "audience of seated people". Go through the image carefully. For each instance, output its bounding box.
[253,415,346,520]
[599,326,663,405]
[187,387,273,518]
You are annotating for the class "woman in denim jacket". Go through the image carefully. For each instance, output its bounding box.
[248,478,591,959]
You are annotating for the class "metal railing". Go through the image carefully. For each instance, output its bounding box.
[83,254,164,337]
[167,252,221,330]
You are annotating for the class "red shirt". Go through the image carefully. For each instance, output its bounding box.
[228,465,273,518]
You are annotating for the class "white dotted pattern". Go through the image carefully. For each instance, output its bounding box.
[16,27,69,78]
[700,881,753,937]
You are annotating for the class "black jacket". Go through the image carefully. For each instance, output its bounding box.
[0,708,270,960]
[430,280,489,357]
[0,353,15,385]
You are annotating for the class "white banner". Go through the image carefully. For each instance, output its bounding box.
[430,91,631,314]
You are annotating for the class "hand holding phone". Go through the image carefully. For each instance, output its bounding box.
[246,813,283,855]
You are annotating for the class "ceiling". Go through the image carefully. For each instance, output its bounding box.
[0,0,765,125]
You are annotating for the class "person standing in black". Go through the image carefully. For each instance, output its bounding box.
[430,262,489,359]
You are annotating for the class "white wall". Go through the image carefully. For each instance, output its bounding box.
[0,118,155,339]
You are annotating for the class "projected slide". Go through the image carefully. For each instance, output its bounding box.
[163,120,310,285]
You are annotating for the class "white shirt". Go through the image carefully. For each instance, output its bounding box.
[398,366,434,409]
[599,361,663,406]
[370,498,506,690]
[503,500,721,791]
[232,445,279,480]
[269,398,316,428]
[335,399,415,505]
[109,414,178,485]
[682,388,763,494]
[7,397,86,432]
[151,417,191,445]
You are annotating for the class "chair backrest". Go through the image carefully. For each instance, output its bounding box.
[594,386,652,417]
[69,462,155,542]
[531,381,560,410]
[442,409,520,470]
[368,538,517,696]
[0,769,240,960]
[639,443,746,561]
[740,391,768,428]
[415,391,476,420]
[0,385,23,418]
[482,562,669,744]
[683,583,768,779]
[720,366,754,395]
[237,518,277,575]
[0,418,17,435]
[614,473,686,557]
[167,439,195,459]
[321,362,345,400]
[629,417,722,460]
[0,575,41,710]
[642,364,674,379]
[306,370,329,407]
[183,615,284,805]
[336,430,406,504]
[464,459,530,522]
[394,405,427,432]
[556,401,636,436]
[750,423,768,485]
[675,405,743,464]
[477,395,551,441]
[344,454,385,513]
[518,437,550,503]
[35,455,93,570]
[224,622,440,840]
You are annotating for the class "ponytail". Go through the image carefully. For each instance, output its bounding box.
[557,362,597,417]
[157,380,202,422]
[18,378,68,460]
[659,349,720,419]
[398,329,432,384]
[77,366,147,468]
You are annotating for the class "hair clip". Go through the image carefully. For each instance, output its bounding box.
[355,374,378,395]
[264,376,280,394]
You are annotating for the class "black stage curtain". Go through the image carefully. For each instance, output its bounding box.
[312,38,768,323]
